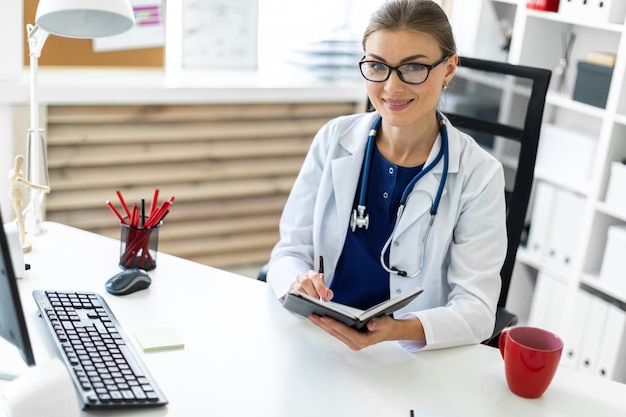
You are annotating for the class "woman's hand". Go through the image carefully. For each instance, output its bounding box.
[289,270,334,301]
[308,315,425,351]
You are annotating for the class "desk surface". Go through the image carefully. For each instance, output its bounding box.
[2,222,626,417]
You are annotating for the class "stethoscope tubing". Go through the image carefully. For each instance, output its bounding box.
[353,112,450,277]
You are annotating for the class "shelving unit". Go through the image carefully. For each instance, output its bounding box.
[450,0,626,384]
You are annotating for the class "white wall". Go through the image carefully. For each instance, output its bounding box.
[0,2,23,222]
[0,0,386,222]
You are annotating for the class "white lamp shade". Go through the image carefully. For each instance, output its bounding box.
[35,0,136,39]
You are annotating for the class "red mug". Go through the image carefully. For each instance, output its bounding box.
[499,326,563,398]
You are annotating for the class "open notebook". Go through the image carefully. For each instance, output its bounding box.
[282,286,423,331]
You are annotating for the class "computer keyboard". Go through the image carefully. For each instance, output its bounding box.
[32,290,168,409]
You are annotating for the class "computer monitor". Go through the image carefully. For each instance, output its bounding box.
[0,211,35,372]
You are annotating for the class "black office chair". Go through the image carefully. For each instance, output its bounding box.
[259,56,551,348]
[439,56,551,346]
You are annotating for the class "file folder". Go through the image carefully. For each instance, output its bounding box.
[526,181,556,262]
[577,293,608,375]
[596,304,626,383]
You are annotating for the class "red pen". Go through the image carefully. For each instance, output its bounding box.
[106,200,126,224]
[144,196,175,229]
[116,190,132,219]
[149,188,160,217]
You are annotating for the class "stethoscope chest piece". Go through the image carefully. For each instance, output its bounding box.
[350,205,369,231]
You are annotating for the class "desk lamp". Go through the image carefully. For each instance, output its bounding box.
[23,0,135,237]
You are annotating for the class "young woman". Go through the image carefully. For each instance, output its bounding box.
[266,0,507,352]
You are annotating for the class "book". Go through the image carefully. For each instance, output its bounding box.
[282,286,424,331]
[134,326,185,352]
[585,51,617,68]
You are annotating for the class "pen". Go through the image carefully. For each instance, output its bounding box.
[318,255,324,301]
[141,198,146,226]
[116,189,132,219]
[150,188,160,216]
[106,200,126,224]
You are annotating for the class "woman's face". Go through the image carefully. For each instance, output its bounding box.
[363,29,457,130]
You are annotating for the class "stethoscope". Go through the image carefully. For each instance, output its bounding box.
[350,112,449,277]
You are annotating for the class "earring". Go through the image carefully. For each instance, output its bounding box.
[442,83,448,90]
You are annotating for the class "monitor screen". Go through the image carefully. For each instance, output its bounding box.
[0,212,35,367]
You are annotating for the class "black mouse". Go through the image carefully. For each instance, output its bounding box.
[105,268,152,295]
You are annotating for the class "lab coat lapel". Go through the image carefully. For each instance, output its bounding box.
[332,133,367,227]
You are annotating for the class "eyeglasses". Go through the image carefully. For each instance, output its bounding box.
[359,55,450,85]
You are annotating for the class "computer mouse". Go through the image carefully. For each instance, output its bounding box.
[105,268,152,296]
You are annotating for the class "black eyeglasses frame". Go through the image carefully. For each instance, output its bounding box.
[358,55,450,85]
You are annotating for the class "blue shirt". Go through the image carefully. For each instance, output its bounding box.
[330,143,423,310]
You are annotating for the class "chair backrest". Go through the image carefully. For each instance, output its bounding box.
[439,56,551,309]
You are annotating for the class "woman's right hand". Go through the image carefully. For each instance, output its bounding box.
[289,270,333,301]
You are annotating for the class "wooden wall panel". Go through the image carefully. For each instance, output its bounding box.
[44,102,359,268]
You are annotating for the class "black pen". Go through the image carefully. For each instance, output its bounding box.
[318,255,324,301]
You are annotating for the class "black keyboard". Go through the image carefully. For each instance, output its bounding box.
[32,290,168,409]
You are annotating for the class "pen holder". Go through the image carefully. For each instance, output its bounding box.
[119,219,162,271]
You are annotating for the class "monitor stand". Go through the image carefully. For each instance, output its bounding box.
[0,340,29,381]
[1,357,79,417]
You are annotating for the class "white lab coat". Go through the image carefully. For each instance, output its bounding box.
[267,111,507,351]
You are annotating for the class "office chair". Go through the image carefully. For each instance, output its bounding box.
[439,57,551,346]
[258,56,551,348]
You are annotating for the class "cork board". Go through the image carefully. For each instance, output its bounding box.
[23,1,164,67]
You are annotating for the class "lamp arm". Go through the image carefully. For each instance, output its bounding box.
[24,23,51,238]
[26,24,49,59]
[26,24,49,133]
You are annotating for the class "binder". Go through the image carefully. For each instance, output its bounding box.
[599,225,626,297]
[528,272,552,329]
[605,162,626,215]
[588,0,626,23]
[528,272,566,336]
[535,123,596,185]
[576,293,608,375]
[544,189,585,275]
[595,304,626,383]
[561,289,591,369]
[526,182,556,262]
[558,0,582,18]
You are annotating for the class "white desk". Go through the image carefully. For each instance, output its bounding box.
[2,222,626,417]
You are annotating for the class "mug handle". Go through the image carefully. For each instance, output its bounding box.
[499,329,510,358]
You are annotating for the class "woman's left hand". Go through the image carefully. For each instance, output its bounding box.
[308,314,399,350]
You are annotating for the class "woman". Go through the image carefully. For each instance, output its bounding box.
[266,0,507,351]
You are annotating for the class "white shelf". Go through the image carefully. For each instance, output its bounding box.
[546,91,607,119]
[515,248,577,285]
[582,273,626,305]
[534,168,590,196]
[596,202,626,222]
[614,113,626,126]
[526,9,625,33]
